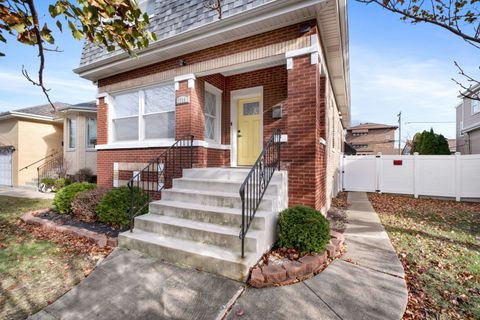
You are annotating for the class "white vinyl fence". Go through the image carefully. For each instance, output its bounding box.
[342,153,480,201]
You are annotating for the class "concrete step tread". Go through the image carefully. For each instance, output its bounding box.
[121,229,258,263]
[151,200,272,218]
[163,187,276,200]
[136,214,261,239]
[175,177,282,185]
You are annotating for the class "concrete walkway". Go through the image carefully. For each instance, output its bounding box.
[0,186,54,199]
[29,192,407,320]
[227,192,408,320]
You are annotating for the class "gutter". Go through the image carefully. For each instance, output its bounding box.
[73,0,326,79]
[0,111,56,122]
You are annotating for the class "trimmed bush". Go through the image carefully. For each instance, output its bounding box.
[97,186,149,228]
[54,177,72,190]
[73,168,95,183]
[53,182,96,214]
[277,206,330,254]
[71,187,108,222]
[40,178,56,187]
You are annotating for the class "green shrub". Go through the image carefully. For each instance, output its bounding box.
[53,182,96,214]
[277,206,330,254]
[97,186,149,228]
[54,177,72,190]
[41,178,56,187]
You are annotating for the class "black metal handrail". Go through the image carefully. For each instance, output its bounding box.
[239,129,281,258]
[37,155,64,188]
[21,151,59,172]
[127,135,194,231]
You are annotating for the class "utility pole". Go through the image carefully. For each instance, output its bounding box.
[397,111,402,155]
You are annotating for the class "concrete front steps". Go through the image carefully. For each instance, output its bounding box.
[119,168,288,281]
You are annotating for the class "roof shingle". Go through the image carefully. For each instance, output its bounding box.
[79,0,273,67]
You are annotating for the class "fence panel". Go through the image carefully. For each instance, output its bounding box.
[342,156,377,192]
[342,153,480,201]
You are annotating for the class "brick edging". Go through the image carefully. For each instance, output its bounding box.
[20,209,118,248]
[249,231,345,288]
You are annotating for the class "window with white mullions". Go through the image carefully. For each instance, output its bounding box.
[204,83,222,143]
[111,83,175,143]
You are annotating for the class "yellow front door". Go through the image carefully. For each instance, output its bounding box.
[237,97,261,166]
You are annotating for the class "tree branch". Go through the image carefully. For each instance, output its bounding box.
[22,0,56,111]
[452,61,480,101]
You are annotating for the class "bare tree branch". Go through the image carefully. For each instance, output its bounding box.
[22,0,56,111]
[452,61,480,101]
[204,0,222,19]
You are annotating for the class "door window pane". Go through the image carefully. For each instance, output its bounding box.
[205,116,215,140]
[114,117,138,141]
[243,102,259,116]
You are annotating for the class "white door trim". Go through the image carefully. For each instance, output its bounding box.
[230,86,263,167]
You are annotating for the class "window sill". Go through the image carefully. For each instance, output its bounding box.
[96,139,231,150]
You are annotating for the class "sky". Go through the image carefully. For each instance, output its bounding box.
[0,1,478,143]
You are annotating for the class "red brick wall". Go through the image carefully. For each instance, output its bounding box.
[97,97,108,144]
[283,55,326,211]
[98,21,316,89]
[225,65,288,145]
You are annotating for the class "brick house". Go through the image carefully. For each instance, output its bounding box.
[346,123,399,155]
[74,0,349,280]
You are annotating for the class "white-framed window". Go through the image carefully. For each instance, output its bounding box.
[67,118,76,149]
[460,120,464,136]
[204,83,222,143]
[137,0,155,16]
[472,99,480,114]
[86,117,97,149]
[111,83,175,143]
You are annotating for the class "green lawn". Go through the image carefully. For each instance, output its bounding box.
[368,193,480,320]
[0,196,105,320]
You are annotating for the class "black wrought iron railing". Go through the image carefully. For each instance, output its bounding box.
[239,129,281,258]
[37,155,64,188]
[127,135,194,231]
[21,151,59,172]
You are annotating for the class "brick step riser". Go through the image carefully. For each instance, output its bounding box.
[134,217,259,253]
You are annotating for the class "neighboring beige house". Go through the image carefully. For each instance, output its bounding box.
[456,84,480,154]
[0,103,64,187]
[56,102,97,176]
[346,123,398,155]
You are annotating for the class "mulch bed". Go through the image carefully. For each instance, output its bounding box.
[20,209,123,248]
[248,205,348,288]
[36,210,124,238]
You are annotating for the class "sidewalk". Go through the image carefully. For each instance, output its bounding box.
[0,186,54,200]
[227,192,408,319]
[29,192,408,320]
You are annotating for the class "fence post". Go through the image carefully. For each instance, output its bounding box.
[413,152,419,198]
[341,155,346,191]
[375,153,382,193]
[454,152,461,202]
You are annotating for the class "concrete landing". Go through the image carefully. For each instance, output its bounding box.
[29,248,243,320]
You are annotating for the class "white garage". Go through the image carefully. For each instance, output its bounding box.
[0,147,13,186]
